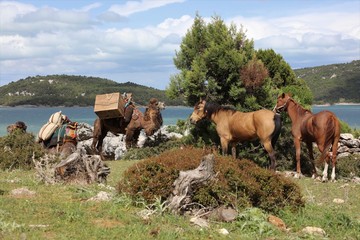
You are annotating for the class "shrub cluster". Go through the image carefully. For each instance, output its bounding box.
[117,147,304,213]
[0,130,44,170]
[336,155,360,178]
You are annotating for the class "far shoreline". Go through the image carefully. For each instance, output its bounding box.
[2,102,360,108]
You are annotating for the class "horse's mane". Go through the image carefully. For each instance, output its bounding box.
[288,99,311,115]
[204,102,236,118]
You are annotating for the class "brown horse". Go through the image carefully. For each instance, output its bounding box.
[92,99,164,158]
[274,93,340,181]
[189,100,281,170]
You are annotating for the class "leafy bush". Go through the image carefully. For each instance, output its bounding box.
[336,155,360,178]
[0,130,44,170]
[117,147,304,214]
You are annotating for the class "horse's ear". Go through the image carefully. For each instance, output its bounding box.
[288,93,293,97]
[281,93,285,98]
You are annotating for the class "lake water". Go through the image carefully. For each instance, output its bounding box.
[0,106,194,137]
[0,105,359,137]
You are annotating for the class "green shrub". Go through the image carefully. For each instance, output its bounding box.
[117,147,304,214]
[0,130,44,170]
[336,155,360,178]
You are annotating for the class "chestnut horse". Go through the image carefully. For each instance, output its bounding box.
[190,100,281,170]
[92,99,164,158]
[274,93,340,181]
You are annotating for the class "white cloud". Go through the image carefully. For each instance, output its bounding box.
[0,1,36,24]
[0,1,359,89]
[108,0,185,17]
[78,2,102,12]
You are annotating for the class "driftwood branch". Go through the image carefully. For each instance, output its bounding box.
[167,154,215,213]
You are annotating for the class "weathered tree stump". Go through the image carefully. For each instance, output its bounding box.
[167,154,216,213]
[55,149,110,184]
[34,149,110,184]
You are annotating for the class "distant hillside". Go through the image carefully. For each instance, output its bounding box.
[294,60,360,104]
[1,60,359,107]
[0,75,184,107]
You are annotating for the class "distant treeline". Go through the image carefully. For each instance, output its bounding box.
[0,75,184,107]
[294,60,360,104]
[0,60,359,107]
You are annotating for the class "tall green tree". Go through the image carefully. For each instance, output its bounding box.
[166,14,312,110]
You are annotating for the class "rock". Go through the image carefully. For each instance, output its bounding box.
[352,177,360,183]
[333,198,345,204]
[76,139,93,155]
[76,122,93,141]
[102,134,126,158]
[10,187,36,197]
[75,123,187,160]
[282,171,297,178]
[337,152,350,159]
[190,217,209,228]
[344,140,360,148]
[87,191,112,202]
[337,145,349,153]
[349,148,360,153]
[218,228,229,235]
[209,206,237,222]
[302,226,326,236]
[268,215,286,231]
[340,133,354,140]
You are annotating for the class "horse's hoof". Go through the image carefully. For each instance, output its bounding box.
[321,177,328,182]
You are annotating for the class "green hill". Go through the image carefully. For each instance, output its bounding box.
[0,75,184,106]
[294,60,360,104]
[1,60,359,107]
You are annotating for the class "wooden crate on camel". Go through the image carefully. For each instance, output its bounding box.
[94,92,125,119]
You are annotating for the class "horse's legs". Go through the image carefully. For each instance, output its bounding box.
[305,141,317,179]
[230,142,237,159]
[220,137,229,156]
[317,144,330,182]
[330,152,336,181]
[330,135,340,182]
[294,138,302,178]
[263,140,276,171]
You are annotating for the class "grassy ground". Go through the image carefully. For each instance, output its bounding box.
[1,160,359,240]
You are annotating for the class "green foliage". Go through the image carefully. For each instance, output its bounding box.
[294,60,360,104]
[0,75,184,106]
[339,120,360,137]
[117,147,304,214]
[1,160,360,239]
[167,14,311,110]
[336,155,360,178]
[235,208,276,237]
[0,130,44,170]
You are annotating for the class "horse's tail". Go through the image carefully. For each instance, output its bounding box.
[271,113,282,148]
[319,114,340,162]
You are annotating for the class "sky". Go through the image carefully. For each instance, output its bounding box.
[0,0,359,90]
